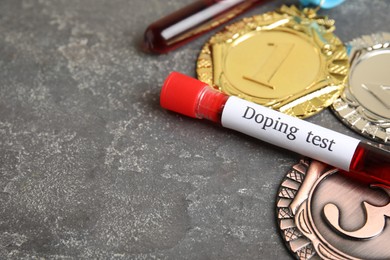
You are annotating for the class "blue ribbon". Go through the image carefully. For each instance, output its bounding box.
[299,0,346,9]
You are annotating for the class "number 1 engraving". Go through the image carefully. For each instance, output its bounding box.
[243,43,294,89]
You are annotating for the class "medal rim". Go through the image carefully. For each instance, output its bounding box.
[276,159,344,259]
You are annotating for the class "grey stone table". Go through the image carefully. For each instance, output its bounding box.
[0,0,389,259]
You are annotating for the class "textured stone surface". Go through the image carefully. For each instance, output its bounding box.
[0,0,389,259]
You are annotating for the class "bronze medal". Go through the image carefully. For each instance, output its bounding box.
[197,5,349,118]
[276,159,390,259]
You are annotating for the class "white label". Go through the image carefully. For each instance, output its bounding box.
[221,97,360,171]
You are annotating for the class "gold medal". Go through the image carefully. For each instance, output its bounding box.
[196,5,349,118]
[332,32,390,144]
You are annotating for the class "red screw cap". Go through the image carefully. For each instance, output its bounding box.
[160,72,208,118]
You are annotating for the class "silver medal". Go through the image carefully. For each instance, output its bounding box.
[332,32,390,144]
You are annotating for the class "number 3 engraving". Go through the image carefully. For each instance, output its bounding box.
[323,185,390,239]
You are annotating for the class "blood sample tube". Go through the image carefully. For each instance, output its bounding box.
[143,0,267,54]
[160,72,390,186]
